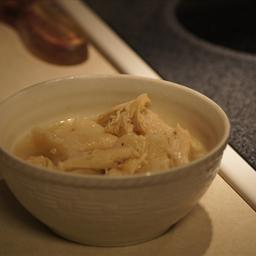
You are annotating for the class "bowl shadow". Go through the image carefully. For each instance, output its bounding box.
[0,179,213,255]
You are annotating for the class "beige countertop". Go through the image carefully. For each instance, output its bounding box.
[0,22,255,256]
[0,23,117,101]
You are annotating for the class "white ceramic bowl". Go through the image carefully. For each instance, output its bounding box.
[0,75,229,246]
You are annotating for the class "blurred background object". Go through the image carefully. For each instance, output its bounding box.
[176,0,256,54]
[0,0,88,65]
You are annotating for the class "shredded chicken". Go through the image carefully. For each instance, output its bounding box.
[15,94,206,175]
[26,155,56,169]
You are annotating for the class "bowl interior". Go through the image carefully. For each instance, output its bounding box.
[0,75,229,162]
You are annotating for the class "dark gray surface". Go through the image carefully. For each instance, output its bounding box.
[84,0,256,169]
[176,0,256,54]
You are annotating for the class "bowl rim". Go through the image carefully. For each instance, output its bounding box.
[0,74,230,187]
